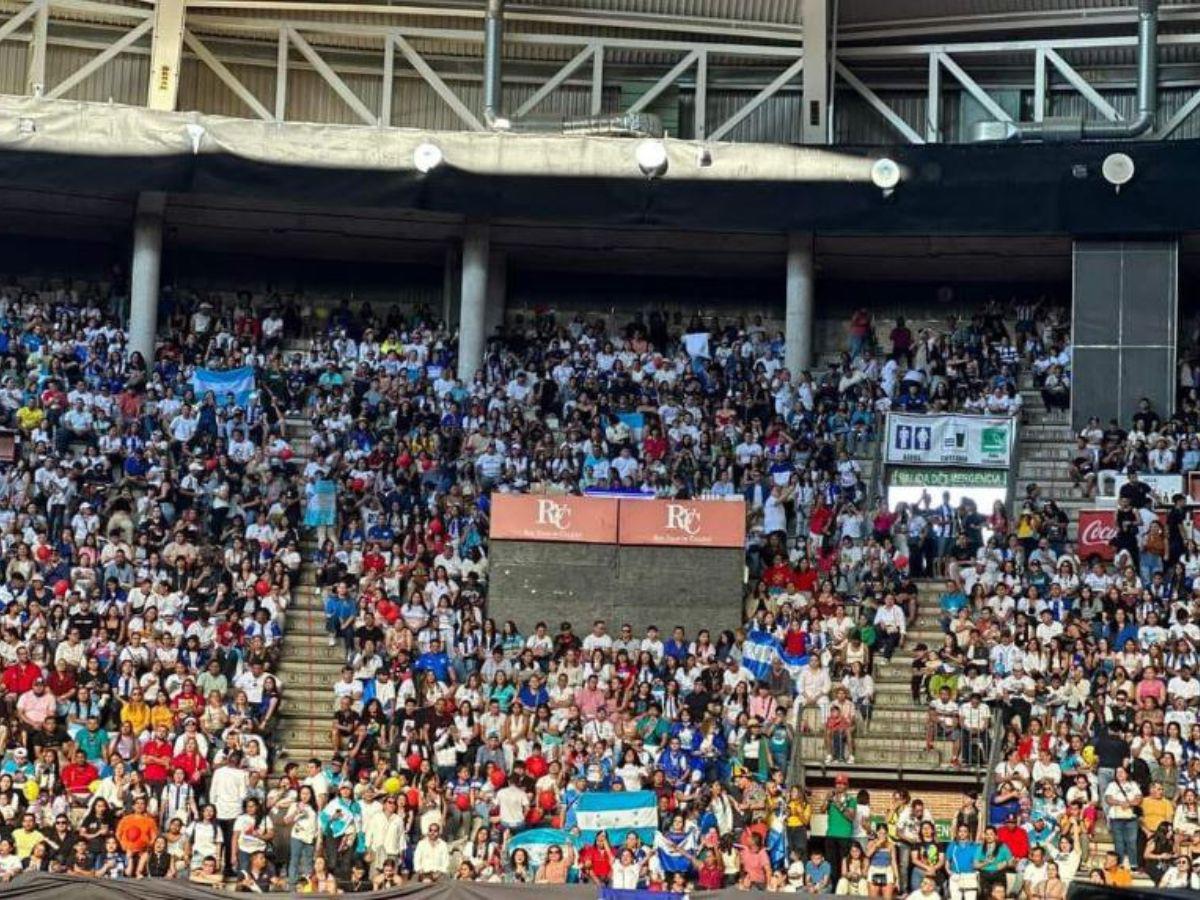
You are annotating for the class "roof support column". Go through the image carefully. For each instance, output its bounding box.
[458,222,490,381]
[801,0,828,144]
[786,232,815,375]
[146,0,187,111]
[129,192,166,365]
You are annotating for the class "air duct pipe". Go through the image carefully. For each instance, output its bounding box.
[483,0,505,127]
[973,0,1158,142]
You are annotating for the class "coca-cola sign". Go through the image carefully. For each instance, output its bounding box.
[1077,509,1116,561]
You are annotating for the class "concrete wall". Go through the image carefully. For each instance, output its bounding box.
[489,540,744,637]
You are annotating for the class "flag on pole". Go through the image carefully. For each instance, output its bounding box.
[574,790,658,845]
[192,366,256,407]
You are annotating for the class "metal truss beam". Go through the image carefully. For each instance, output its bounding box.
[0,0,46,48]
[1044,48,1121,122]
[834,60,923,144]
[626,50,699,115]
[391,33,483,131]
[934,52,1011,123]
[286,25,377,125]
[45,17,153,100]
[709,56,803,142]
[1157,88,1200,139]
[512,44,595,119]
[183,28,273,120]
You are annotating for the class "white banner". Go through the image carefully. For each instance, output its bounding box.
[1097,472,1184,508]
[884,414,1014,468]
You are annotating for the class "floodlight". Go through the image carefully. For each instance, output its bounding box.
[413,143,444,173]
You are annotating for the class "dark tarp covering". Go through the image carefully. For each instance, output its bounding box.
[1067,882,1197,900]
[2,140,1199,237]
[0,872,807,899]
[0,96,1197,237]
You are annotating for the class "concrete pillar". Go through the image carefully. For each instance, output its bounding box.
[484,248,507,341]
[129,192,167,364]
[457,222,489,381]
[785,232,815,374]
[442,243,461,329]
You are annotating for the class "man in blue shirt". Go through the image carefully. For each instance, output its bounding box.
[323,584,357,654]
[414,637,455,685]
[946,823,981,900]
[663,626,689,662]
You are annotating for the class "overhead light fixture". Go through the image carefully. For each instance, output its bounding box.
[413,142,444,173]
[870,157,901,196]
[490,116,512,131]
[1101,152,1135,193]
[635,139,668,177]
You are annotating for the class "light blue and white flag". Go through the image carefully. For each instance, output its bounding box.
[654,829,697,875]
[574,790,658,845]
[616,411,646,441]
[742,629,780,681]
[506,827,577,869]
[192,366,256,407]
[778,646,810,683]
[303,479,338,528]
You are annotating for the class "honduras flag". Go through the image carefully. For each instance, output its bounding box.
[742,629,780,681]
[192,366,256,407]
[653,829,696,875]
[575,790,658,845]
[779,646,810,683]
[506,827,577,869]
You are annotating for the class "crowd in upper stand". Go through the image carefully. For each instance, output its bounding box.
[15,278,1186,898]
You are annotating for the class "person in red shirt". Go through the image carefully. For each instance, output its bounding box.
[578,833,614,884]
[997,814,1030,860]
[2,647,43,712]
[61,749,99,798]
[46,659,76,702]
[791,558,819,595]
[808,498,833,552]
[141,724,174,786]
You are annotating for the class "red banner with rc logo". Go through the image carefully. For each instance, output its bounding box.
[489,494,619,543]
[618,499,746,548]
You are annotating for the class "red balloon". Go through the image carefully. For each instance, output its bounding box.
[405,787,420,809]
[54,580,69,597]
[538,790,557,811]
[351,477,366,493]
[454,794,471,811]
[525,808,543,825]
[35,545,51,562]
[405,753,422,772]
[526,756,548,779]
[255,580,270,597]
[549,815,562,829]
[205,459,218,471]
[280,448,294,461]
[489,770,505,788]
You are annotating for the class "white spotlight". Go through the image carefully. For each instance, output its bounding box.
[870,158,901,195]
[635,140,669,177]
[1101,152,1135,193]
[413,142,444,173]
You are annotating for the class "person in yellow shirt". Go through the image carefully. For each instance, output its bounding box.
[121,688,152,735]
[148,693,176,732]
[11,812,45,860]
[1139,781,1175,839]
[1102,851,1132,886]
[14,402,43,433]
[785,785,813,860]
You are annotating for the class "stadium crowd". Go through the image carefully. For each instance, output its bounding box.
[8,280,1195,899]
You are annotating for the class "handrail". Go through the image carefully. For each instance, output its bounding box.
[978,708,1007,838]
